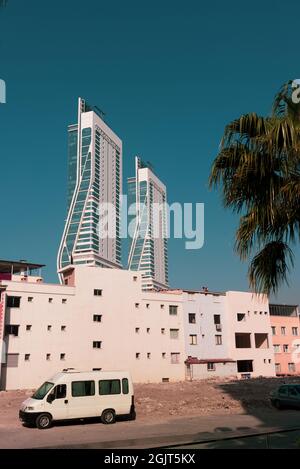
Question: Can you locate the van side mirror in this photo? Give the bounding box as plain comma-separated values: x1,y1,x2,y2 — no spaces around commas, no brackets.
47,393,55,404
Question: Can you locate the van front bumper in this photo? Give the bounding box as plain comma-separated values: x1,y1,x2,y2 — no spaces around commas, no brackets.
19,410,40,425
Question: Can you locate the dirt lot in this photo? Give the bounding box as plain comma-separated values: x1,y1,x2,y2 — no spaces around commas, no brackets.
1,375,300,425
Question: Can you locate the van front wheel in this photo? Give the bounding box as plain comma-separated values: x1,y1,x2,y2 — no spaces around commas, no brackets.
101,409,116,424
36,413,52,429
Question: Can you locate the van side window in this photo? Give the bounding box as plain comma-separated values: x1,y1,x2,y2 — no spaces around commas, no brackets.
99,380,121,395
122,378,129,394
72,381,95,397
54,384,67,399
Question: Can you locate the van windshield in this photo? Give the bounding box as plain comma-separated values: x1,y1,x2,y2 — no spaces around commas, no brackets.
32,381,54,400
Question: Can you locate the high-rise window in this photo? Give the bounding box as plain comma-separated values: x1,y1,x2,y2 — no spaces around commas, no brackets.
189,334,197,345
188,313,196,324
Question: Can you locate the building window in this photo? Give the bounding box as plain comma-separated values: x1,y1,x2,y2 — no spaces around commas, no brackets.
49,298,53,303
254,333,269,349
207,362,215,371
47,325,52,331
189,334,197,345
161,328,165,334
274,344,281,353
281,327,286,335
271,326,276,335
60,353,66,360
215,335,222,345
147,328,150,334
169,305,178,316
237,313,246,322
268,359,271,363
133,276,137,282
135,303,139,308
292,327,298,336
136,353,140,359
62,299,67,304
6,296,21,308
160,305,164,309
94,289,102,296
5,325,19,336
6,353,19,367
46,354,51,361
24,354,30,361
235,333,251,348
146,304,150,309
28,297,33,303
61,325,66,332
171,353,180,364
283,344,289,353
170,329,179,339
162,352,166,359
275,363,281,373
288,363,296,372
237,360,253,372
214,314,221,324
188,313,196,324
93,314,102,322
93,341,102,349
147,353,151,359
26,325,32,331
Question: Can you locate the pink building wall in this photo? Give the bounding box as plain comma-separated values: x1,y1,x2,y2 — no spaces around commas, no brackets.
270,315,300,375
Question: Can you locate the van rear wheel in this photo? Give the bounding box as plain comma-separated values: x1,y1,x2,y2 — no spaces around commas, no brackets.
36,413,52,429
101,409,116,424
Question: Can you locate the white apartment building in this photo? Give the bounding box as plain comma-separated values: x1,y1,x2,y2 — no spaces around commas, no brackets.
0,261,275,391
57,97,122,278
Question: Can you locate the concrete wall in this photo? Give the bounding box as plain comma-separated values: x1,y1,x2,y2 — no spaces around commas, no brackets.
226,292,275,378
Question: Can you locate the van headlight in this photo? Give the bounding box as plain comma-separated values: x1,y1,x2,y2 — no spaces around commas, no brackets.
24,406,34,411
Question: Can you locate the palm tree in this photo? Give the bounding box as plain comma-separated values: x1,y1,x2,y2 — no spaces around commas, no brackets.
209,81,300,294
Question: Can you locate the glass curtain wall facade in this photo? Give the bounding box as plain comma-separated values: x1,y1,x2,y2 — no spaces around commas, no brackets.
128,157,168,291
57,98,122,280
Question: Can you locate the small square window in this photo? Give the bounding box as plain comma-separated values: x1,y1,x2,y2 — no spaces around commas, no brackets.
161,328,165,334
47,325,52,331
62,299,67,304
133,276,137,282
207,362,215,371
61,325,66,332
60,353,66,360
135,327,140,333
147,353,151,359
189,313,196,324
169,305,178,316
146,304,150,309
93,314,102,322
147,328,150,334
135,303,139,308
162,352,166,359
28,297,33,303
46,353,51,361
26,325,32,331
160,305,164,309
94,289,102,296
48,298,53,303
136,353,140,359
25,354,30,361
93,341,102,349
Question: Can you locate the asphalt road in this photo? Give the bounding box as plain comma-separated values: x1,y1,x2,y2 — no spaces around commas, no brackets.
1,409,300,449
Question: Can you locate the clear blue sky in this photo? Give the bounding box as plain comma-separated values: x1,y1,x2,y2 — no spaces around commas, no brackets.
0,0,299,304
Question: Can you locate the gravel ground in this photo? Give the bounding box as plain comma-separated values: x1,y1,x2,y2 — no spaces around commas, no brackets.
1,376,300,425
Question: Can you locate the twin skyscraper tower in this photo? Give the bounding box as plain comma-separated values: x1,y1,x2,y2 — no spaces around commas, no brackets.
57,98,168,291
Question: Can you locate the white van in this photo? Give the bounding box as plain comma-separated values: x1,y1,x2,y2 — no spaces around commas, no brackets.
19,369,135,429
